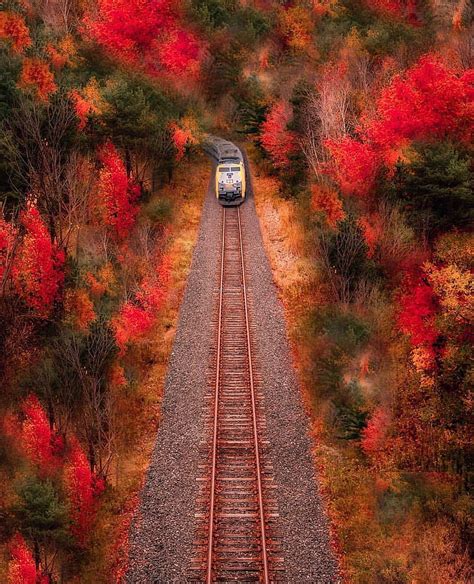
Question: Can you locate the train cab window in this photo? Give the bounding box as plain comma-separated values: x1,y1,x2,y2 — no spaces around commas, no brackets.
220,167,230,172
231,167,240,172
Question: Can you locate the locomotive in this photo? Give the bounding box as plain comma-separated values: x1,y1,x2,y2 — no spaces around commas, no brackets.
205,137,247,206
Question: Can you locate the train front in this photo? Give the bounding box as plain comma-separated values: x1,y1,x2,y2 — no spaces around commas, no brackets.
216,159,246,206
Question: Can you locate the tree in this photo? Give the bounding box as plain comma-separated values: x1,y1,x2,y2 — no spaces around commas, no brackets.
367,56,474,150
12,206,65,317
300,69,352,181
18,59,57,102
0,12,32,53
17,394,63,474
393,141,473,237
7,533,49,584
64,288,96,332
260,101,296,169
325,136,379,197
57,319,117,477
13,477,70,574
83,0,204,78
99,75,177,187
324,55,474,197
278,5,317,57
311,184,346,228
64,438,104,547
317,216,369,303
361,407,390,464
0,214,18,294
96,142,140,240
397,274,438,347
1,94,86,249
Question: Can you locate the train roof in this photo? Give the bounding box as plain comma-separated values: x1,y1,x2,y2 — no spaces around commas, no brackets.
205,136,244,163
218,157,242,164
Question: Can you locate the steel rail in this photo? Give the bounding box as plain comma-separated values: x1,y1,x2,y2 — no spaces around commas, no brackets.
206,207,226,583
237,206,270,583
204,206,270,583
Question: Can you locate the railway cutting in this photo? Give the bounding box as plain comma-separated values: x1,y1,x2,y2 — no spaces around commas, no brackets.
126,138,339,584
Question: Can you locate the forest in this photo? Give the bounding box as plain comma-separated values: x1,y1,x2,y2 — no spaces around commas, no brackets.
0,0,472,582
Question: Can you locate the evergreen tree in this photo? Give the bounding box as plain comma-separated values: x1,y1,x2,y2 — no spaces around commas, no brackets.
394,141,473,237
13,477,71,567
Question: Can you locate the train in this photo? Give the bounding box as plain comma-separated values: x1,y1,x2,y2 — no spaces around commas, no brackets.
205,137,247,206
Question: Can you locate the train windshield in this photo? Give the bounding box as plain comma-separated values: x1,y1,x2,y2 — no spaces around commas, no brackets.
218,165,242,183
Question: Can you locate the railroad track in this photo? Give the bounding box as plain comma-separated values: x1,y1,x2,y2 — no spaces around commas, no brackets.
191,206,283,582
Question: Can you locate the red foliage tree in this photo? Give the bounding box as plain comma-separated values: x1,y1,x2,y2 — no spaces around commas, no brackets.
326,55,474,196
113,255,170,351
12,206,65,317
325,136,379,197
108,361,127,388
18,58,57,102
260,101,297,169
83,0,204,78
113,303,154,352
367,55,474,151
137,255,171,311
18,394,62,474
364,0,419,23
157,28,201,77
0,11,32,53
64,438,104,547
96,143,140,240
398,275,439,347
7,533,49,584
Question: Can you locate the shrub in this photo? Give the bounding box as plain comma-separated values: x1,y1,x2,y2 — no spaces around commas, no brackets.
317,216,370,303
145,198,173,226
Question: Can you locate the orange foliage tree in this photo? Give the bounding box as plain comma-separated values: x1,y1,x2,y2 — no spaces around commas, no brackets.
170,116,199,161
69,79,103,130
45,36,76,70
18,58,57,102
278,5,317,56
64,288,96,332
311,184,345,228
0,11,32,53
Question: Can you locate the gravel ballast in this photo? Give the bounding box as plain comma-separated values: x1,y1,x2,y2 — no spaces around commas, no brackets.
126,157,339,583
